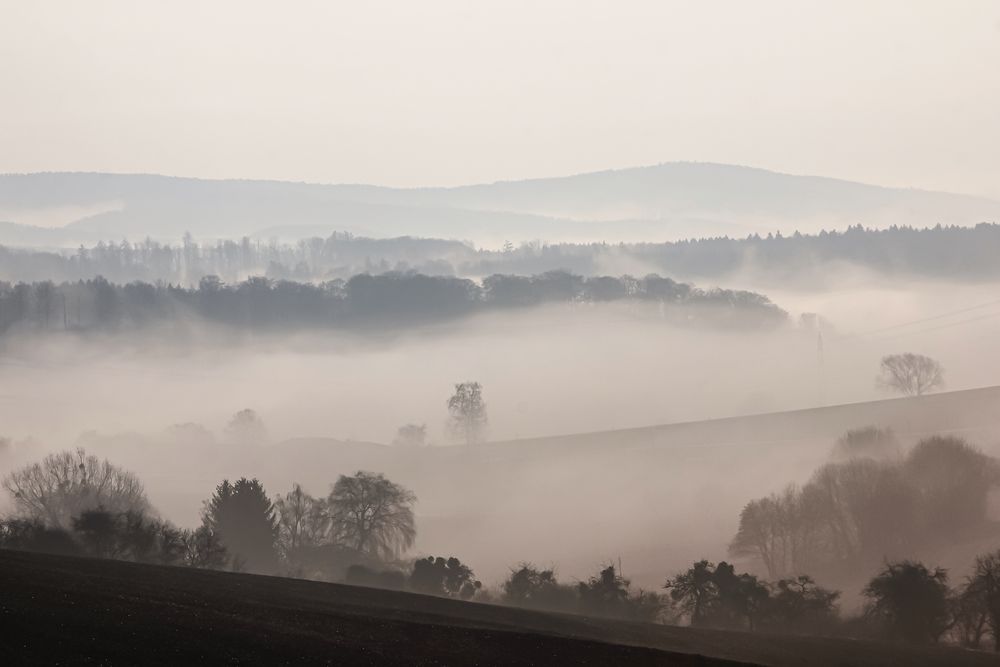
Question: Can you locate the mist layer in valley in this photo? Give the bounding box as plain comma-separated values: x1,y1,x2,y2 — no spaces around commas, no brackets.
3,275,1000,599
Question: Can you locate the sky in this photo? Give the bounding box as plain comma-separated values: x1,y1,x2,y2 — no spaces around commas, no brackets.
1,1,999,197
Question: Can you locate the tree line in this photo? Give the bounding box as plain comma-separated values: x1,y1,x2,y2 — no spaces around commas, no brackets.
4,441,1000,650
730,433,998,584
4,223,1000,286
0,271,786,335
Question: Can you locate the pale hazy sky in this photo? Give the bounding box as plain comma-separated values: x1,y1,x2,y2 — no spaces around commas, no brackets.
2,1,999,196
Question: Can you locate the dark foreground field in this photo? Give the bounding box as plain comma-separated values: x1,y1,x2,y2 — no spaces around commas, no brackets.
1,551,997,666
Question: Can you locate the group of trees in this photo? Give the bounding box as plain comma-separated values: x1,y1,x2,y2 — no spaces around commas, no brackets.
730,434,998,582
463,224,1000,282
0,450,230,568
0,270,787,336
202,472,417,579
665,561,839,633
660,552,1000,650
6,440,1000,650
859,556,1000,650
0,234,468,285
6,223,1000,287
0,449,419,580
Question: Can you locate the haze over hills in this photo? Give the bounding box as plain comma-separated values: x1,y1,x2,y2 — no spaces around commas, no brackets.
72,386,1000,592
1,163,998,248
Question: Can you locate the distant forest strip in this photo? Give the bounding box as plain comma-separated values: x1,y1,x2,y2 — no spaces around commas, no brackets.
0,271,787,334
2,223,999,285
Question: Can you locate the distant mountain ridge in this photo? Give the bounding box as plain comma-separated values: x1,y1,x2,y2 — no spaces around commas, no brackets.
1,163,997,247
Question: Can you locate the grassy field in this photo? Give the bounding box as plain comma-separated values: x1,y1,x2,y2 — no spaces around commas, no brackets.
1,549,996,666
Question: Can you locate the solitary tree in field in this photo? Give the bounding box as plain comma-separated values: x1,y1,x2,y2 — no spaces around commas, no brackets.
877,353,944,396
447,382,487,445
327,471,416,561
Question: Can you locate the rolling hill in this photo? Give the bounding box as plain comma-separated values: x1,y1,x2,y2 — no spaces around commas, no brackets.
1,549,995,666
83,386,1000,591
1,164,998,247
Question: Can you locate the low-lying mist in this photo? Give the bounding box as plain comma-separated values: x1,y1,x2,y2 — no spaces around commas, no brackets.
3,281,1000,596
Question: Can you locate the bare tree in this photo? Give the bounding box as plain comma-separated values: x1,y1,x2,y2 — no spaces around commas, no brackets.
327,471,416,561
966,550,1000,651
183,525,229,570
877,353,944,396
447,381,487,445
2,448,150,529
729,485,825,580
274,483,328,554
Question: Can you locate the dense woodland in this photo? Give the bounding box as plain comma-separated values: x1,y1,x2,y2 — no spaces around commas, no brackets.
2,223,999,285
0,271,786,335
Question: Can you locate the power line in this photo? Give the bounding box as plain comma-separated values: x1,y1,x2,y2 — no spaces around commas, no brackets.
845,297,1000,338
869,309,1000,341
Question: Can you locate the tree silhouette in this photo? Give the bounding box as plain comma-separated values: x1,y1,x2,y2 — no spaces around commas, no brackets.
863,560,950,643
327,471,416,561
904,436,998,539
274,483,328,556
832,426,900,461
665,560,717,626
183,525,229,569
766,576,840,633
392,423,427,447
877,353,944,396
410,556,481,599
502,564,576,611
72,509,121,559
578,564,632,618
965,550,1000,651
202,478,279,573
0,518,81,556
225,409,267,444
666,560,771,630
0,270,787,335
2,448,150,529
448,382,487,445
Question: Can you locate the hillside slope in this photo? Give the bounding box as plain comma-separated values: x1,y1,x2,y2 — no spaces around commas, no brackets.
1,549,995,666
87,386,1000,588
